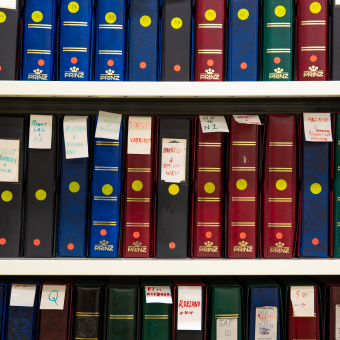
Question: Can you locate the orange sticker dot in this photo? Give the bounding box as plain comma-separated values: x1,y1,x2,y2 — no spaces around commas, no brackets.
312,238,319,245
240,232,246,239
207,59,214,66
169,242,176,249
34,239,40,246
276,232,283,239
107,59,114,67
133,231,140,238
206,232,212,238
100,229,107,236
71,57,78,64
140,62,147,69
38,59,45,66
274,57,281,64
240,62,247,69
174,64,181,72
0,66,2,71
67,243,74,250
0,238,6,245
310,55,317,62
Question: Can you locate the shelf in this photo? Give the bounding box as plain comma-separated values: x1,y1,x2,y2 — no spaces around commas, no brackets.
0,259,339,275
1,81,340,99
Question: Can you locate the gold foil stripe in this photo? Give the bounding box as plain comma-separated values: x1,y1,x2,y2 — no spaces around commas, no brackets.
232,198,255,201
199,142,221,145
127,199,150,202
94,197,117,201
268,198,292,202
110,317,134,319
27,52,51,54
267,48,290,51
99,53,122,55
198,199,221,202
63,24,87,26
269,142,293,146
76,312,100,314
128,168,151,171
198,49,222,52
99,24,123,27
231,222,255,226
267,51,291,53
75,338,98,340
198,52,222,54
268,224,291,227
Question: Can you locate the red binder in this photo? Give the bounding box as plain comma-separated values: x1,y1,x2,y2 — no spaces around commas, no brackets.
228,118,259,258
193,117,224,257
194,0,225,81
262,115,297,258
296,0,328,80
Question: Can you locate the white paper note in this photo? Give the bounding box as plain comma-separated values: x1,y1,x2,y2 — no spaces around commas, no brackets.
216,318,238,340
336,0,340,5
10,284,36,307
40,285,66,310
161,139,186,183
177,286,202,331
0,139,19,182
0,0,17,9
29,115,53,149
145,286,172,304
255,306,278,340
127,117,152,155
199,116,229,133
290,286,315,317
63,116,88,159
336,304,340,339
303,112,332,142
95,111,122,140
233,115,262,125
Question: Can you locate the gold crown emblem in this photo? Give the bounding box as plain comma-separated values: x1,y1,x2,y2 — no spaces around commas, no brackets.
239,241,248,247
204,241,214,247
275,242,285,248
309,65,318,71
33,69,43,74
105,69,115,75
100,240,109,246
70,66,79,72
274,67,284,74
133,241,142,247
205,68,215,75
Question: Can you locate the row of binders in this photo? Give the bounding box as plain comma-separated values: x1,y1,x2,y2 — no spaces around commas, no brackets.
0,275,338,340
0,112,338,259
1,0,340,81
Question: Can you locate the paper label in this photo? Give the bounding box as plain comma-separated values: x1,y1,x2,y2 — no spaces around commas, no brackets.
255,306,277,340
63,116,88,159
40,285,66,310
216,318,237,340
10,284,36,307
177,286,202,331
336,304,340,339
199,116,229,133
233,115,262,125
161,139,186,183
290,286,315,317
95,111,122,140
29,115,53,149
127,117,152,155
303,112,332,142
0,139,19,182
336,0,340,5
0,0,17,10
145,286,172,304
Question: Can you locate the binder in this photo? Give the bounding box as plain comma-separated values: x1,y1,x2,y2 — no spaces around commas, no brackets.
334,113,340,257
330,0,340,79
0,277,12,340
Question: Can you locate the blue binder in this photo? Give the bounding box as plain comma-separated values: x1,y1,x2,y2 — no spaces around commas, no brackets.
57,116,91,257
128,0,159,81
89,116,123,258
59,0,93,81
0,277,12,340
22,0,57,80
228,0,259,81
300,121,330,258
95,0,127,81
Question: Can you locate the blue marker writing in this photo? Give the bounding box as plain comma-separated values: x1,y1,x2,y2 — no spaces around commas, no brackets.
48,290,58,305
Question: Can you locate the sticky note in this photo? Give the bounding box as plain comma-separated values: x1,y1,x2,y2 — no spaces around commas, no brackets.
255,306,277,340
127,116,152,155
200,116,229,133
0,139,20,182
233,115,262,125
29,115,53,149
10,284,36,307
216,318,237,340
40,285,66,310
145,286,172,304
95,111,122,140
290,286,315,317
0,0,17,9
303,112,332,142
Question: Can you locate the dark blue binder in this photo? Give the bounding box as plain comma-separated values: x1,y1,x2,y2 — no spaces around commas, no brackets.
0,277,12,340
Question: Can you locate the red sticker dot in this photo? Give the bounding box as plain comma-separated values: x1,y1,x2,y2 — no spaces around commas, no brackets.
207,59,214,67
100,229,107,236
274,57,281,64
174,64,181,72
206,232,212,238
240,62,247,69
34,239,40,246
276,232,283,240
310,55,317,62
312,238,319,245
107,59,114,67
140,62,147,69
133,231,140,238
0,66,2,71
71,57,78,64
67,243,74,250
0,238,6,245
38,59,45,66
169,242,176,249
240,232,246,239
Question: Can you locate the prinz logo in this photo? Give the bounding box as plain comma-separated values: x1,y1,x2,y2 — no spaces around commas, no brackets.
94,240,114,251
200,68,219,80
269,67,289,80
28,68,48,80
303,65,323,78
100,69,120,81
65,66,84,79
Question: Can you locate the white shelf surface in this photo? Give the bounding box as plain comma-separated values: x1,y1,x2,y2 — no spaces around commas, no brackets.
0,81,340,98
0,259,339,275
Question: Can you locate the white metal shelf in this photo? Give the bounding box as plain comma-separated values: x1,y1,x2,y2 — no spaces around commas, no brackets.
0,81,340,98
0,259,339,275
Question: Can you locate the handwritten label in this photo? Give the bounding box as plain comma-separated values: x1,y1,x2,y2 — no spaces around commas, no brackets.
216,318,237,340
10,284,36,307
95,111,122,140
64,116,88,159
0,139,19,182
290,286,314,317
29,115,53,149
336,304,340,339
0,0,17,9
127,116,152,155
255,306,277,340
177,286,202,331
40,285,66,310
233,115,262,125
161,139,186,183
145,286,172,304
303,112,332,142
200,116,229,133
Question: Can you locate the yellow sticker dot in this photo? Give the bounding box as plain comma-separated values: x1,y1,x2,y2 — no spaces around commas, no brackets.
310,183,322,194
32,11,43,22
275,5,286,17
168,184,179,195
105,12,116,24
69,182,80,193
310,2,321,13
1,191,12,202
35,189,47,201
68,1,79,13
204,182,215,194
238,9,249,20
132,180,143,192
205,9,216,21
236,179,247,190
276,179,287,191
140,15,151,27
102,184,113,196
0,11,6,23
171,17,182,29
